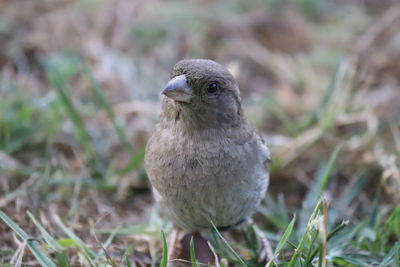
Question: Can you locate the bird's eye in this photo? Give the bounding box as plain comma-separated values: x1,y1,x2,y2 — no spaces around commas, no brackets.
206,82,219,95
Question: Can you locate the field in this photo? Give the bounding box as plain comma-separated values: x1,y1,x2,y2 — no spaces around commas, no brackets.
1,0,400,266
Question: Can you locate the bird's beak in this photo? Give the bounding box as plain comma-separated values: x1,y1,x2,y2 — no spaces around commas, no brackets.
162,75,193,103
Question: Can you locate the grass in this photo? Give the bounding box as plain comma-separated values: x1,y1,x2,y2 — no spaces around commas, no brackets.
0,64,397,265
0,120,399,267
0,59,398,266
1,180,399,266
1,0,400,266
0,210,57,267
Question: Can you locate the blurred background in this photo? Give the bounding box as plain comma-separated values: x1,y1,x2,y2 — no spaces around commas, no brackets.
1,0,400,266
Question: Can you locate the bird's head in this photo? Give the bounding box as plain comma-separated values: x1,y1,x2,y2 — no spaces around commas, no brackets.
161,59,244,129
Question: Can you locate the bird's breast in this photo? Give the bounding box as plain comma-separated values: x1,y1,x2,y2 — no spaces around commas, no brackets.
144,125,269,231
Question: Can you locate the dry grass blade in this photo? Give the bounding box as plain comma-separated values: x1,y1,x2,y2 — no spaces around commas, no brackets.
355,5,400,54
207,241,220,267
0,175,37,207
10,237,27,267
317,199,329,267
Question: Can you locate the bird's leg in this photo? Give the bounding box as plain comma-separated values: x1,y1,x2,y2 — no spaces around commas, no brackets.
175,232,216,266
247,219,274,263
254,225,273,263
167,228,182,266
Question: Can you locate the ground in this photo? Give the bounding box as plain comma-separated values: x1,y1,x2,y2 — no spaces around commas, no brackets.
0,0,399,266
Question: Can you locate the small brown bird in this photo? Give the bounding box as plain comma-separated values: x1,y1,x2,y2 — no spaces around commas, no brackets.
144,59,271,258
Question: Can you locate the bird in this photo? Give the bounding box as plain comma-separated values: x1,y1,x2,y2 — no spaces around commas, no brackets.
144,59,271,262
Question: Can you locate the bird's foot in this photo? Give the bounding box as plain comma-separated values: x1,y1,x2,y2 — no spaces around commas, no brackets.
167,229,183,267
167,230,216,267
251,223,274,264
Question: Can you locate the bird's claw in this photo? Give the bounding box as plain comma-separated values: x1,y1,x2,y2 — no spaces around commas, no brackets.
253,224,274,263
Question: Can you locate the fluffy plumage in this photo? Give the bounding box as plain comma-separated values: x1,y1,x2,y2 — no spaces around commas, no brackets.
144,59,270,231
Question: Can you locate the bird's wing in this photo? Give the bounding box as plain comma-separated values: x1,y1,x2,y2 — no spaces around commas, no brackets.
255,130,272,164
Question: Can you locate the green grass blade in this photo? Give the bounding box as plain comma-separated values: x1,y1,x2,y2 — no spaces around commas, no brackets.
332,255,372,266
190,236,199,267
160,231,168,267
385,206,400,239
210,221,248,267
55,252,71,267
301,58,349,130
264,96,299,136
27,211,64,252
118,147,145,175
330,173,370,224
258,195,292,231
43,60,95,161
52,214,96,266
380,241,400,267
299,146,341,231
368,183,382,228
0,210,57,267
288,200,323,267
307,219,349,265
274,214,296,255
85,66,134,155
126,255,133,267
319,145,341,193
